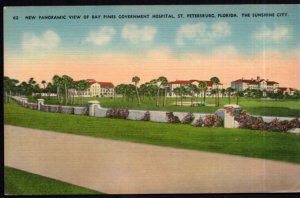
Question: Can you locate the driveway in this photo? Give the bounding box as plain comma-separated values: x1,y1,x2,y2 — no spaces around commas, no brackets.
4,125,300,194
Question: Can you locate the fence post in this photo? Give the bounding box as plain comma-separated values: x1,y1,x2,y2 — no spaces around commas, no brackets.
22,98,28,106
37,99,45,110
224,104,240,128
88,100,100,116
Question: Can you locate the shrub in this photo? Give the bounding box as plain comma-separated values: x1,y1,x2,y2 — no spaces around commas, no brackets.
192,115,223,127
106,108,129,119
203,115,223,127
83,108,89,115
141,111,150,121
181,112,195,124
166,112,180,123
234,110,300,132
192,118,204,127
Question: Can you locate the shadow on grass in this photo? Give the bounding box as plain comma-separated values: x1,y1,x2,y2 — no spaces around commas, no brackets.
246,107,300,117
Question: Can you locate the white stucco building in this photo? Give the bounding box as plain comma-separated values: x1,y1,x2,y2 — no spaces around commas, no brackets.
231,76,279,93
85,79,115,97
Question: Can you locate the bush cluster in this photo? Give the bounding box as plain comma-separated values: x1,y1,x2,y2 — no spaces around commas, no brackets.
193,115,223,128
234,110,300,132
106,108,129,119
141,111,150,121
166,112,180,123
181,112,195,124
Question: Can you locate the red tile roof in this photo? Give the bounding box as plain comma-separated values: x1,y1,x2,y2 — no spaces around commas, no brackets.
279,87,297,91
169,80,222,86
169,80,191,85
98,82,114,87
266,81,279,85
233,78,278,85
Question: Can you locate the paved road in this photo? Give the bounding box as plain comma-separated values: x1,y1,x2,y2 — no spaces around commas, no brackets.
4,125,300,194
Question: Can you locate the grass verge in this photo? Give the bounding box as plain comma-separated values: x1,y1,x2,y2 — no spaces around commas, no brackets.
4,101,300,164
4,166,102,195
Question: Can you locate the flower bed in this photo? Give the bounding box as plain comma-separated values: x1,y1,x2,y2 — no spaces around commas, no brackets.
166,112,180,123
181,112,195,124
193,115,223,128
234,110,300,132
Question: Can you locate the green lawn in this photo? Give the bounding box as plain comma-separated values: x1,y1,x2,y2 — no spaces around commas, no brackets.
4,166,101,195
32,96,300,117
4,101,300,164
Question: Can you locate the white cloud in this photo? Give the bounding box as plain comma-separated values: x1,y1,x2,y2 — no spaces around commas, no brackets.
176,22,231,45
254,25,291,41
86,26,116,45
122,24,157,44
22,30,60,50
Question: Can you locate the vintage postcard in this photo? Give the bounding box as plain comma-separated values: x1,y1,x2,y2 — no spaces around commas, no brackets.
3,4,300,195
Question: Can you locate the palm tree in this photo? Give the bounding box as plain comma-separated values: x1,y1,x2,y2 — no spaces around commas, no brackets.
210,77,220,107
132,76,141,105
173,87,180,106
41,80,46,89
27,77,37,96
179,86,187,106
198,81,207,105
158,77,169,107
61,75,73,105
76,80,89,105
188,84,198,107
226,87,234,104
52,75,63,104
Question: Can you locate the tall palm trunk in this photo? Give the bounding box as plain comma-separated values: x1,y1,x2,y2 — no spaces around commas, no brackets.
64,83,68,105
135,86,141,105
181,95,183,106
203,90,206,105
163,88,167,107
156,88,160,106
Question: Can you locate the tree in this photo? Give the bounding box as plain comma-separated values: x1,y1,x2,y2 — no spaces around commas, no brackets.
45,82,55,100
76,80,89,105
179,86,187,106
210,77,220,107
198,81,207,105
221,88,226,98
173,87,180,106
132,76,141,105
156,76,168,107
41,80,46,89
61,75,73,105
52,75,63,104
4,76,19,103
188,84,198,107
226,87,234,104
28,77,38,96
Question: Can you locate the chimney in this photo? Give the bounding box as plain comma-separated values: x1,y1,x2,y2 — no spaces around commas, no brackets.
257,76,260,81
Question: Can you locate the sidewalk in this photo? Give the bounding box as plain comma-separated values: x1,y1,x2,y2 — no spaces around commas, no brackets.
4,125,300,194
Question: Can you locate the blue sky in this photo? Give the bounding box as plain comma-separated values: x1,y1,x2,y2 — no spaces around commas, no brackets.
3,5,300,88
4,5,300,55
